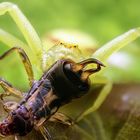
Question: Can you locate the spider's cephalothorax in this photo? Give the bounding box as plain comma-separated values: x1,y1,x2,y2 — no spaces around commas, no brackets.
0,58,104,138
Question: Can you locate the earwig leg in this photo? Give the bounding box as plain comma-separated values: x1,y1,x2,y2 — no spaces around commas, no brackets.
2,101,19,112
15,136,18,140
0,78,23,99
39,126,52,140
49,112,73,126
0,47,34,86
15,135,20,140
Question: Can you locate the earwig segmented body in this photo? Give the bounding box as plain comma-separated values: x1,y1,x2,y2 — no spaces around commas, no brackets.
0,58,104,139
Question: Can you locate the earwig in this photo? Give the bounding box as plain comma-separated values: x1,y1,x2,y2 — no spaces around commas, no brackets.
0,57,104,139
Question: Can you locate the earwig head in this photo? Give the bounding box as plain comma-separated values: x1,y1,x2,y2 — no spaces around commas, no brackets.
47,58,105,103
0,105,33,136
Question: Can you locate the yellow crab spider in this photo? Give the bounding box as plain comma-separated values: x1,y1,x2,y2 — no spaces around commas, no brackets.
0,2,140,140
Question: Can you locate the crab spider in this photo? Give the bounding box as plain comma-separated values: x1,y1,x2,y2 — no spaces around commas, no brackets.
0,1,140,140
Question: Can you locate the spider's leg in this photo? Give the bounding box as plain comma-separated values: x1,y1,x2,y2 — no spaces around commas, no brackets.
0,2,43,65
93,28,140,62
0,47,34,86
0,78,22,99
39,126,52,140
49,112,73,126
0,28,30,55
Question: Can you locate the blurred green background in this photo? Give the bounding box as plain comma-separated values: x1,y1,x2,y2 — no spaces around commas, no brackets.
0,0,140,43
0,0,140,90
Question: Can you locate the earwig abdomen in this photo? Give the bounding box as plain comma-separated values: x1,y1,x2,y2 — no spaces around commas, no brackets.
0,105,33,136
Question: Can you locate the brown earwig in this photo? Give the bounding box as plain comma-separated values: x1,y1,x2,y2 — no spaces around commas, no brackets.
0,48,104,139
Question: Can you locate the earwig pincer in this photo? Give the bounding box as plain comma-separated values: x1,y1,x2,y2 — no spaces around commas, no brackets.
0,57,104,139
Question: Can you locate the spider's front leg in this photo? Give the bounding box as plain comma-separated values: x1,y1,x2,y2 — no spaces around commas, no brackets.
0,2,43,66
93,28,140,62
0,29,28,53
